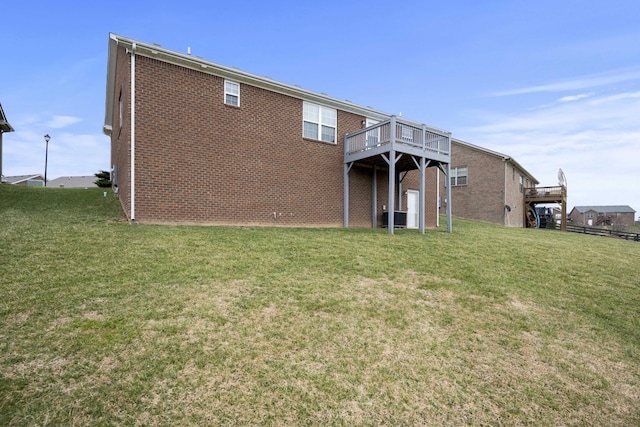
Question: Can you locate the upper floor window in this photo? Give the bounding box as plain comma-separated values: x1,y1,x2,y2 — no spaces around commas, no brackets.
451,166,468,186
519,175,524,192
303,102,337,143
224,80,240,106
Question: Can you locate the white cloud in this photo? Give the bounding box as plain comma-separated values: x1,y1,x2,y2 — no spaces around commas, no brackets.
558,93,593,102
46,115,82,129
459,90,640,213
491,67,640,96
3,130,109,179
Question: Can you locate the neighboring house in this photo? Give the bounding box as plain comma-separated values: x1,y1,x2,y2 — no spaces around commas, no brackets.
103,34,453,232
569,206,636,227
0,102,15,180
48,176,99,188
438,138,539,227
3,174,45,186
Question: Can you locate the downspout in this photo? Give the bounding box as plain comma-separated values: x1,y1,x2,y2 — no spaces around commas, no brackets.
130,43,136,223
504,161,508,226
446,162,452,233
436,167,440,228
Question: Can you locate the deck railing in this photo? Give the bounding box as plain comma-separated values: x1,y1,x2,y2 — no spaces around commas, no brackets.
345,117,450,157
524,186,566,200
565,224,640,241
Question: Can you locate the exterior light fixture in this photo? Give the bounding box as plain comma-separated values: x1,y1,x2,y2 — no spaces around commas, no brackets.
44,134,51,187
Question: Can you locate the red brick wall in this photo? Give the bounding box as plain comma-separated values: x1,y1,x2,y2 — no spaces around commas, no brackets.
111,45,132,220
111,51,439,228
438,142,507,225
505,163,524,227
125,55,362,226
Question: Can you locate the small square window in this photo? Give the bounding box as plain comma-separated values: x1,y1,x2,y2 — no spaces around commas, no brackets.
224,80,240,106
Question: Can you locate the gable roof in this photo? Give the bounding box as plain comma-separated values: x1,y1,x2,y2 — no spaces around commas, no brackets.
452,138,539,185
104,33,448,137
3,174,44,184
0,102,15,133
572,205,636,214
47,176,98,188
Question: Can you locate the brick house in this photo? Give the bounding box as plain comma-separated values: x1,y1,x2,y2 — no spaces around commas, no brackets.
0,102,15,181
3,174,45,186
568,206,636,227
47,176,98,188
103,34,452,232
439,138,539,227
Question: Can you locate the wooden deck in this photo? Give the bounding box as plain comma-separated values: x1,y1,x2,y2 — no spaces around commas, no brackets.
523,186,567,231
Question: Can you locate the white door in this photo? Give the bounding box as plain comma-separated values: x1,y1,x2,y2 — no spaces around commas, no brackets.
407,190,419,229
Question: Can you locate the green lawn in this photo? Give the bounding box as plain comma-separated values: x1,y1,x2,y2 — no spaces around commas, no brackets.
1,185,639,426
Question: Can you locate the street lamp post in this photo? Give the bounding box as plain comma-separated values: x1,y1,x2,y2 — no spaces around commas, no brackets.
44,134,50,187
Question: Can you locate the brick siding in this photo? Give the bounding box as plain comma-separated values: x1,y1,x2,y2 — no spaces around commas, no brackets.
438,141,530,227
110,51,439,228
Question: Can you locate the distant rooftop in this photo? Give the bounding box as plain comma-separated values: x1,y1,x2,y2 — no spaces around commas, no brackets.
572,205,636,214
47,176,98,188
2,174,44,184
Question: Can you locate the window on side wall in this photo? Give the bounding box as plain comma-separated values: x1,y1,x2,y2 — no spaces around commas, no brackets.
303,101,337,143
224,80,240,106
519,175,524,192
450,166,468,186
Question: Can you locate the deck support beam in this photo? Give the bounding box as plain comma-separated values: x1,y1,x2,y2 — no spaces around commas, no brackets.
387,117,397,234
372,166,377,228
343,161,353,228
446,162,452,233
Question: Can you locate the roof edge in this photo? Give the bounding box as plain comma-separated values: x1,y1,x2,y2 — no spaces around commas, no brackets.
104,33,450,134
0,102,15,133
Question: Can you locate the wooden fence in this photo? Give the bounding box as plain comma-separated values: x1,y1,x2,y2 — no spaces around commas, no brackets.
564,224,640,242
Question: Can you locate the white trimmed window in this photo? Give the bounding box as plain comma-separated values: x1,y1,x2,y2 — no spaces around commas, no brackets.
224,80,240,106
450,167,468,186
519,175,524,192
303,101,337,143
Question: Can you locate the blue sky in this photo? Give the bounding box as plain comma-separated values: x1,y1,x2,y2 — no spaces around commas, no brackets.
2,0,639,218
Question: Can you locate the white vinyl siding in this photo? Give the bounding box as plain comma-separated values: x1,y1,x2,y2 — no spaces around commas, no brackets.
224,80,240,106
303,101,337,143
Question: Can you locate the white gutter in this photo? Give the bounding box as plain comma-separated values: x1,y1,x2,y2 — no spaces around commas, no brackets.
130,42,136,222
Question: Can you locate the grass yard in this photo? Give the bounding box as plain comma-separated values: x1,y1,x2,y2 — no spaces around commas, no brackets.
1,185,639,426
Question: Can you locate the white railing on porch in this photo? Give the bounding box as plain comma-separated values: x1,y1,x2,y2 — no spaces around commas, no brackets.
345,117,450,157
